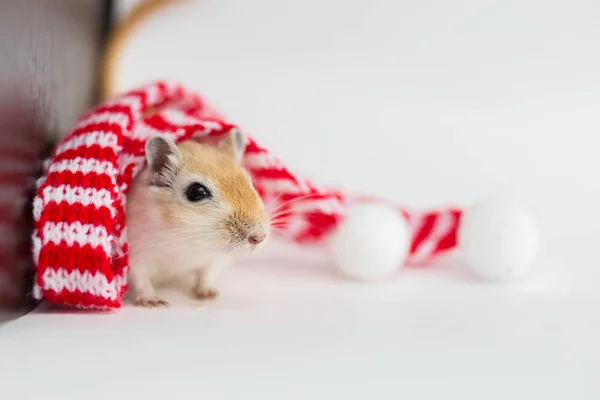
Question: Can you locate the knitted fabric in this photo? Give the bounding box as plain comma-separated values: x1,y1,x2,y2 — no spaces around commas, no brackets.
32,81,462,310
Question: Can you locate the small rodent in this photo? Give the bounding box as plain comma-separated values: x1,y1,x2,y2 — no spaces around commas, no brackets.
126,129,270,307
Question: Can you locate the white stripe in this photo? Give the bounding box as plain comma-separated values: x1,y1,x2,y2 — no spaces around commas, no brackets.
111,226,128,261
408,211,456,264
407,211,427,232
75,111,130,131
132,112,221,141
112,228,129,292
41,159,52,175
244,152,284,170
144,84,162,105
285,216,309,239
100,94,143,111
48,157,118,179
32,282,42,300
200,102,225,120
41,185,116,217
42,221,112,256
161,109,208,127
288,198,345,215
161,110,224,136
32,234,42,264
32,195,44,222
36,267,126,301
259,179,308,195
297,179,313,193
118,155,145,193
131,120,170,140
55,131,120,155
161,81,179,97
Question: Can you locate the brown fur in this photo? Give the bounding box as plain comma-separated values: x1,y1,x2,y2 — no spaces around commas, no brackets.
179,140,264,216
152,138,267,237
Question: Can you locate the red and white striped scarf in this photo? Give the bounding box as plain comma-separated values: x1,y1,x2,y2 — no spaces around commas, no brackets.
31,81,461,310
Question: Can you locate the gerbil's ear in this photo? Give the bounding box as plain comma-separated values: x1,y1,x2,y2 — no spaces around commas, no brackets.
145,135,182,186
218,128,247,163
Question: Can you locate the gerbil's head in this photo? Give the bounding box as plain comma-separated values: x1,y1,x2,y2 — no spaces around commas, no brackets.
144,130,269,254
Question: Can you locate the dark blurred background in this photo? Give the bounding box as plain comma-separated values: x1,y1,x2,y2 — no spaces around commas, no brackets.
0,0,114,323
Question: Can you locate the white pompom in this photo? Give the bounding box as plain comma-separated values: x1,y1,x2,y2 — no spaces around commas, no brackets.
329,203,410,280
458,199,540,282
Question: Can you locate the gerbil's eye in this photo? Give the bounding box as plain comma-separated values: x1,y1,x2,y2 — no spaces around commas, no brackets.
185,182,211,202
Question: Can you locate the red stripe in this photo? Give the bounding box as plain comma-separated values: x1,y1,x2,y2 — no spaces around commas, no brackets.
121,89,148,111
119,165,136,195
295,211,339,242
269,192,341,206
111,202,126,237
88,104,136,131
112,253,129,278
39,287,122,310
64,122,123,144
432,209,461,254
409,213,437,254
37,202,115,227
37,243,112,276
251,167,301,181
181,103,210,117
245,139,267,153
244,142,265,154
143,113,178,132
166,85,185,105
399,209,410,220
42,170,117,191
142,82,170,110
38,209,114,231
52,144,118,164
155,82,170,102
121,137,146,156
144,113,234,137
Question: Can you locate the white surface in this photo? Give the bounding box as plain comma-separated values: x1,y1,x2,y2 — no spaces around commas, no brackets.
1,236,599,399
3,1,598,398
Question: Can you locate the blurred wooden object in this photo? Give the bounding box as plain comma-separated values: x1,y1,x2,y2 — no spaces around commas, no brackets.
0,0,110,321
101,0,180,100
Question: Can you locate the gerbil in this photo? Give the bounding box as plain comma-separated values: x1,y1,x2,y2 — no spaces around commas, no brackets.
125,130,270,307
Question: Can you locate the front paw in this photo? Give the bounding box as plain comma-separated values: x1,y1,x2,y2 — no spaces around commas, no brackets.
195,286,218,300
135,296,170,308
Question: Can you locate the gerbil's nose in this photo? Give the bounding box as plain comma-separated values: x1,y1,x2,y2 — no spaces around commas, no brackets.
248,233,266,245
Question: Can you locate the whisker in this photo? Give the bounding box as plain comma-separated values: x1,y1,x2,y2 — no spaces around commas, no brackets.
269,213,339,227
263,190,287,210
269,211,295,221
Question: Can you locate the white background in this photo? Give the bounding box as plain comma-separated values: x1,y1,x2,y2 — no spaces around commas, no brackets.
116,0,600,242
1,1,599,399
